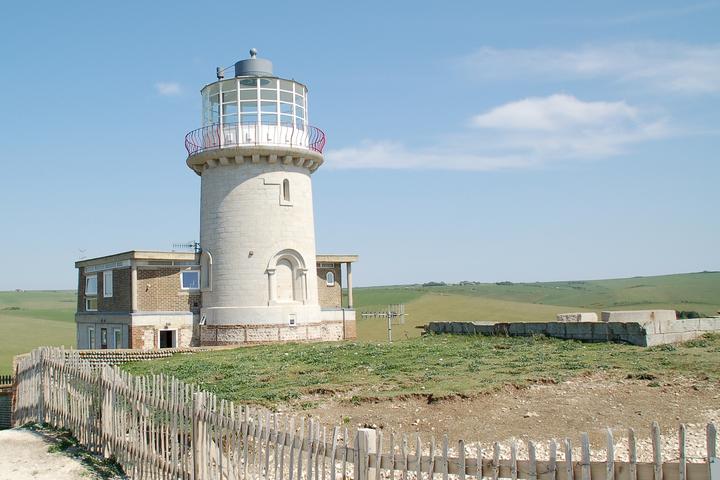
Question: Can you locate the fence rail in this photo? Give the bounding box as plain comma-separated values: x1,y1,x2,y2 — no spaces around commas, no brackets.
13,347,719,480
184,123,326,156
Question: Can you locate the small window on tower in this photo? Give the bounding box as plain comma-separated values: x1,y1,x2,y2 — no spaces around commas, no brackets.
283,179,290,202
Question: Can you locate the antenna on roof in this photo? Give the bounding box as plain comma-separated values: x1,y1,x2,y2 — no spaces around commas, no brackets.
172,241,200,253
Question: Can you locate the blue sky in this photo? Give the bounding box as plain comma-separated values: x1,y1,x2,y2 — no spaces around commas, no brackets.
1,1,719,290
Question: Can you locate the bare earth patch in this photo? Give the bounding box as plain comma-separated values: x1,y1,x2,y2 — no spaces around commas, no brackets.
0,429,90,480
305,373,720,462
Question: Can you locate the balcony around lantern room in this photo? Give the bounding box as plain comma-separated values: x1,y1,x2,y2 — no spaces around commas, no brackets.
184,76,326,170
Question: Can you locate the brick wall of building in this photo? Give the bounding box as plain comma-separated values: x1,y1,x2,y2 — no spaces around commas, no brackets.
97,268,131,312
137,267,201,313
316,264,342,309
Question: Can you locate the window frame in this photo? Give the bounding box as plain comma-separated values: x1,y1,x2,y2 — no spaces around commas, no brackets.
88,326,95,349
326,271,335,287
180,270,201,290
85,297,97,312
85,274,97,296
103,270,113,298
113,328,122,349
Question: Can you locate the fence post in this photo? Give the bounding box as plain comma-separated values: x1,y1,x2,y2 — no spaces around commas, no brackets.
192,392,205,480
36,350,45,425
358,428,377,480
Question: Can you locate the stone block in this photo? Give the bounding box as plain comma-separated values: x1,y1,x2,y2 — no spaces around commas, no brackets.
556,312,598,322
699,318,720,331
545,322,567,338
601,310,676,323
525,323,549,335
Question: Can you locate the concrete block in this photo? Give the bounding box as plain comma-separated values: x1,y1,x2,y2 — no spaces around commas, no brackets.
591,322,610,338
556,312,598,322
699,318,720,331
601,310,676,323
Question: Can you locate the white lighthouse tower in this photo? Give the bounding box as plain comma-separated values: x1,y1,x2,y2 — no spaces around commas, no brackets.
185,49,332,344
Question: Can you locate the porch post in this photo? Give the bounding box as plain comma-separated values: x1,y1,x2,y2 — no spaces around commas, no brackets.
347,262,353,309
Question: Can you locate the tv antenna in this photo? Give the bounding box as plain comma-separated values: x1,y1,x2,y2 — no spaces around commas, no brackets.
172,241,200,253
361,304,407,342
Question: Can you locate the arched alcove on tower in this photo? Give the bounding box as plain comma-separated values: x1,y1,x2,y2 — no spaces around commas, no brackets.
266,249,307,305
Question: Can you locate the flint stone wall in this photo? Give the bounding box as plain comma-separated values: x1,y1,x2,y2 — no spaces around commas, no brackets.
425,316,720,347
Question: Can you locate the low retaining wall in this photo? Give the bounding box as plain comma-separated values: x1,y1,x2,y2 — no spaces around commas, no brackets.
425,317,720,347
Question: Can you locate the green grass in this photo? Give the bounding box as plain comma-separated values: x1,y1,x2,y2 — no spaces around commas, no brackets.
0,290,76,373
353,271,720,340
122,333,720,408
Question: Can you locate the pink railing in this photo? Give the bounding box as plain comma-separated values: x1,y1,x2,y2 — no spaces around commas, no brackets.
184,123,326,155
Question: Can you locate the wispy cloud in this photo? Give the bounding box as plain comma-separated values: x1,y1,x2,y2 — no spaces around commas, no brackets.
326,95,670,171
154,82,182,96
460,42,720,94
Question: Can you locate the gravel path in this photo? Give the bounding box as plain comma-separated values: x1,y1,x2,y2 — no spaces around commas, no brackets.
0,429,92,480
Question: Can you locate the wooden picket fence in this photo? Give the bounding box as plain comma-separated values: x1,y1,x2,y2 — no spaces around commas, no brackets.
12,347,720,480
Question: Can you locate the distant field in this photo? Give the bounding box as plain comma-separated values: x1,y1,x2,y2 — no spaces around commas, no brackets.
352,271,720,341
0,271,718,371
0,290,76,373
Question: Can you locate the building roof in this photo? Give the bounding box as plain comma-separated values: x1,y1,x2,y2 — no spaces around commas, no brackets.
316,254,359,263
75,251,357,268
75,250,198,268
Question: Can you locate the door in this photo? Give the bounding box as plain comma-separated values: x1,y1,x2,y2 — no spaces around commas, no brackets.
100,328,108,349
159,330,175,349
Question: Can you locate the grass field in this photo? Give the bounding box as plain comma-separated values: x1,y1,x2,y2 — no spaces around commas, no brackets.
0,291,76,373
1,271,718,372
123,333,720,407
354,271,720,341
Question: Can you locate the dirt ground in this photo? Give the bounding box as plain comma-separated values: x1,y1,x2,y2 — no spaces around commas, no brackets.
306,372,720,462
0,429,90,480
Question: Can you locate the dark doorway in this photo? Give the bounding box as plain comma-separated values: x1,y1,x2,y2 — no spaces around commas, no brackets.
159,330,175,349
100,328,108,349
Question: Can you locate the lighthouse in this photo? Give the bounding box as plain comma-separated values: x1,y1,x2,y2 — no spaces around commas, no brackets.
184,49,337,344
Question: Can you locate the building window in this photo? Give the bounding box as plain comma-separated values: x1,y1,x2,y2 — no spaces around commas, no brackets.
113,328,122,349
326,271,335,287
103,270,113,298
181,270,200,290
86,297,97,311
282,179,290,202
88,326,95,349
100,327,108,349
85,274,97,295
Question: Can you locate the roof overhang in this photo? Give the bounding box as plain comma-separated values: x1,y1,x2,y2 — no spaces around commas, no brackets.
75,250,199,268
316,254,359,264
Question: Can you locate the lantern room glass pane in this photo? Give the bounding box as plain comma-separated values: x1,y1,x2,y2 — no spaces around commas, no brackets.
222,91,237,103
280,91,293,102
295,94,303,105
261,114,277,125
280,115,293,126
260,101,277,113
259,78,277,88
260,89,277,100
279,80,293,91
296,107,305,118
279,103,293,114
240,101,257,113
239,90,257,100
239,78,257,88
241,114,257,124
222,103,238,115
222,114,238,124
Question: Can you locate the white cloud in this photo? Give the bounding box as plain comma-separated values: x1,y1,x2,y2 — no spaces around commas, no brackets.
471,94,638,131
326,95,670,171
155,82,182,96
460,42,720,94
